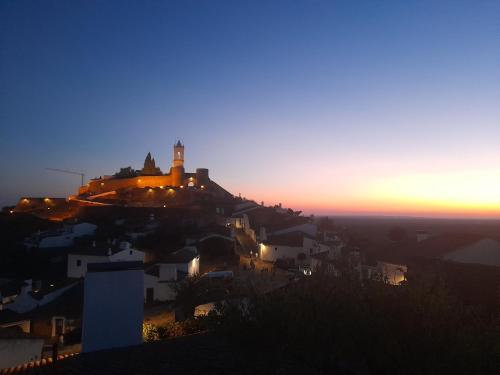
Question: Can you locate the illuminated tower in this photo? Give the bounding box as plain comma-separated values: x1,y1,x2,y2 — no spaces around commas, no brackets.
171,140,185,187
173,140,184,167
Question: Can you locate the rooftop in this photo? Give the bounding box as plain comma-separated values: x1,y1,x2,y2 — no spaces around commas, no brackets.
264,231,315,247
8,332,321,375
158,247,198,264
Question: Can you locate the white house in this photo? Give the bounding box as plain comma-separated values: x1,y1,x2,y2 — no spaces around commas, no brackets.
67,241,145,278
143,247,199,303
82,261,144,353
259,232,329,264
0,331,44,371
271,223,317,238
36,222,97,248
4,280,78,314
230,213,257,241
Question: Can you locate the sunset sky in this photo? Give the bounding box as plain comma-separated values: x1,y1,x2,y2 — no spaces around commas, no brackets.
1,1,499,217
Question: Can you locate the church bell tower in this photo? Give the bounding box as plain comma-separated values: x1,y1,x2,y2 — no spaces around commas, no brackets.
173,140,184,167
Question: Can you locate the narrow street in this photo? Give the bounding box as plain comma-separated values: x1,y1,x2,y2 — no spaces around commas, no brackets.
233,230,290,294
234,230,259,256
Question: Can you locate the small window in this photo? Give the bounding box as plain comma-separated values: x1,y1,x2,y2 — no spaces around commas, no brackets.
275,247,278,251
129,250,132,255
76,259,82,267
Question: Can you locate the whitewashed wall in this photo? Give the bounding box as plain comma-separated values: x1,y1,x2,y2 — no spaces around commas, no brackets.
0,338,44,370
82,266,144,353
67,254,108,278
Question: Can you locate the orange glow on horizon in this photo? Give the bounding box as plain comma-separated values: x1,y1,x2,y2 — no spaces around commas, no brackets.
235,169,500,218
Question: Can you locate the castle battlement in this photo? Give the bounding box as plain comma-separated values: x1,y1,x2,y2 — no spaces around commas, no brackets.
78,142,219,199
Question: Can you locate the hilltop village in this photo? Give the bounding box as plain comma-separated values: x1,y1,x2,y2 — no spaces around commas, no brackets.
1,143,499,373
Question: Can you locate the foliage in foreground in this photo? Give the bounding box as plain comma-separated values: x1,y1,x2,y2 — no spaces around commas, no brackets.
142,319,204,343
216,270,500,375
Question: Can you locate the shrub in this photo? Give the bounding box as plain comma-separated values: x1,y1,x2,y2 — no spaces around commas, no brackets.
215,270,500,374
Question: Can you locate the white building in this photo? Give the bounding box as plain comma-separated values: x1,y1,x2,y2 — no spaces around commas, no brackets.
67,241,145,278
144,247,199,303
32,222,98,249
4,280,78,314
259,232,329,264
82,261,144,353
0,331,44,371
271,223,317,238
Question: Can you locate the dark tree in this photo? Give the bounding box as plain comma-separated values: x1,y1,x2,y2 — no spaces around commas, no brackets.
114,166,138,178
388,226,408,243
318,216,335,231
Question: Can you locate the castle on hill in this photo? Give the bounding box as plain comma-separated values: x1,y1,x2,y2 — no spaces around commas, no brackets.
78,141,231,200
13,141,232,215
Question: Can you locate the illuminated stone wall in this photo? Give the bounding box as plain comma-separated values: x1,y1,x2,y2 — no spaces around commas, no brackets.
84,171,207,196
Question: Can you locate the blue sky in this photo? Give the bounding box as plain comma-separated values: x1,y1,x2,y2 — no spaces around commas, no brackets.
1,1,499,216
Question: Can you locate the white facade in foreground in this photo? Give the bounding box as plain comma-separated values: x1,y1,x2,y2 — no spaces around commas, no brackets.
82,262,144,353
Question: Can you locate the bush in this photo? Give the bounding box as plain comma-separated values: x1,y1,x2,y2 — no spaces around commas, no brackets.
142,322,160,342
215,270,500,374
142,319,206,342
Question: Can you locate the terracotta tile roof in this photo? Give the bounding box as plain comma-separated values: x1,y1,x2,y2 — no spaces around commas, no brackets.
264,231,315,247
158,248,198,264
7,332,323,374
